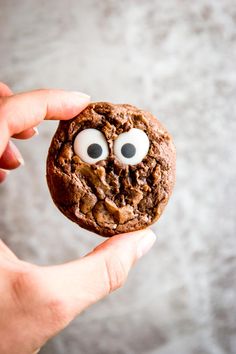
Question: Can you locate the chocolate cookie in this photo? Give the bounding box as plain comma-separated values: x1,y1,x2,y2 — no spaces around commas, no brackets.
46,102,176,237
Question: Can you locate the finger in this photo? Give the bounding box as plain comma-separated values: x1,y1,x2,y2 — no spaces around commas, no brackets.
0,82,13,96
43,229,156,317
0,89,90,156
0,84,39,140
0,169,10,183
0,140,24,169
13,127,39,140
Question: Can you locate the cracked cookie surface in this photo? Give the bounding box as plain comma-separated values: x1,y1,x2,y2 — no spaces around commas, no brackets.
46,102,176,237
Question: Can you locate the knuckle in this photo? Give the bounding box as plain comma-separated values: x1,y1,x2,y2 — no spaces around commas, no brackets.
10,266,70,330
0,96,6,105
104,252,128,293
10,267,42,305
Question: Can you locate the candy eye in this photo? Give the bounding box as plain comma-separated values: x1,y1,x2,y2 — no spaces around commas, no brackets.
73,128,109,164
114,128,150,165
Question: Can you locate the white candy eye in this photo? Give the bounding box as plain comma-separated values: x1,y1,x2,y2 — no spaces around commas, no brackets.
114,128,150,165
73,128,109,164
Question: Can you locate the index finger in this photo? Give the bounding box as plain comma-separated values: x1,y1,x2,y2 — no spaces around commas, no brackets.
0,89,90,156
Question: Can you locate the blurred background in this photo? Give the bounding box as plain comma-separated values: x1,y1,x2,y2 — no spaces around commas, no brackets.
0,0,236,353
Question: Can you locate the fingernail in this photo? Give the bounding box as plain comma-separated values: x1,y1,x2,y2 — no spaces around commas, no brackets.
9,140,25,166
70,91,91,104
33,127,39,136
0,169,10,175
0,169,10,183
137,230,156,259
32,348,41,354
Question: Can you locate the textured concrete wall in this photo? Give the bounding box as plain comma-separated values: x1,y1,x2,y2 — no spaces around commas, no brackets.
0,1,236,353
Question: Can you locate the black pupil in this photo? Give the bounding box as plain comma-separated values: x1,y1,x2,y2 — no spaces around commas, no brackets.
121,143,136,158
87,143,103,159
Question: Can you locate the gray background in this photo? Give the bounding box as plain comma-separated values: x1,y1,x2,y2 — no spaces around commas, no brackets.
0,0,236,353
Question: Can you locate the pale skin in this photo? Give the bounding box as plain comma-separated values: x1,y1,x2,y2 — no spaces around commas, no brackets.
0,83,156,354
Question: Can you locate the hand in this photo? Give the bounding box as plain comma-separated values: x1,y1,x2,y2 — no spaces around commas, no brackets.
0,82,90,182
0,230,156,354
0,83,157,353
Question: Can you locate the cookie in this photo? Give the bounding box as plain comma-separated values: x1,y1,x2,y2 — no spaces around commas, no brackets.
46,102,176,237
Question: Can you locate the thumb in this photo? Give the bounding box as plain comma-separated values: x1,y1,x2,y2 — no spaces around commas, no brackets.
43,229,156,317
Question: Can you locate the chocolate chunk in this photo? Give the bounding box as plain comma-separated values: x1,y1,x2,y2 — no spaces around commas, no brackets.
93,201,117,229
80,193,97,214
128,188,143,206
105,198,118,214
116,205,135,224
